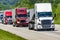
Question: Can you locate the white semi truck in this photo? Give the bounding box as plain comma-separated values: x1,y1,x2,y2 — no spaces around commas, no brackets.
28,3,55,31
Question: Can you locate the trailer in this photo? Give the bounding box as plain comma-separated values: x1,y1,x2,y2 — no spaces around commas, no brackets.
28,3,55,31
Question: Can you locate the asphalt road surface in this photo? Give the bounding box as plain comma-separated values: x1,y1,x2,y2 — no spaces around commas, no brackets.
0,24,60,40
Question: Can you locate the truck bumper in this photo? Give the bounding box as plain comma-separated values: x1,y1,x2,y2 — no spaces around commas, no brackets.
37,24,55,29
8,21,13,24
4,22,13,24
17,23,28,27
22,23,28,26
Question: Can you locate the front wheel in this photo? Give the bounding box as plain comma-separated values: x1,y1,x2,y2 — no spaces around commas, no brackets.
28,23,34,30
13,25,15,27
13,23,16,27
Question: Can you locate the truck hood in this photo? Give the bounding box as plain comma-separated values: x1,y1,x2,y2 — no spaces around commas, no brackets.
39,17,53,20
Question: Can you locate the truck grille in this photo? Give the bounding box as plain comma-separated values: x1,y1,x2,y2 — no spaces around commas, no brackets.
8,20,12,23
20,20,26,23
41,20,51,28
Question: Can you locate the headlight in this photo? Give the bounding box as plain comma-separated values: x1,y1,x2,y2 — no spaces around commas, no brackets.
17,21,20,23
37,19,41,23
37,19,41,25
39,20,41,23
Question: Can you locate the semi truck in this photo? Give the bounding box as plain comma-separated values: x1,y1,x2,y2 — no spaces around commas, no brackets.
0,11,4,23
4,10,13,24
28,3,55,31
13,8,28,27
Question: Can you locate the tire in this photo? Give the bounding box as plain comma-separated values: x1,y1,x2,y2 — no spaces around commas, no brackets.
28,23,34,30
13,24,16,27
13,23,16,27
13,25,15,27
16,24,19,27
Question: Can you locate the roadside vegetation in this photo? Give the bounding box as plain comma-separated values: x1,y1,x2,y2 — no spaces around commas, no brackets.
54,3,60,24
0,29,26,40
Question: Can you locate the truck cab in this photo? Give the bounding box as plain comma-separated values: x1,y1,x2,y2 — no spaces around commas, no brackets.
29,3,55,31
4,10,12,24
14,8,28,27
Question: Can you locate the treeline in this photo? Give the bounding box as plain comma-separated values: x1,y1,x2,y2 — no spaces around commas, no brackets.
0,0,60,10
0,0,60,13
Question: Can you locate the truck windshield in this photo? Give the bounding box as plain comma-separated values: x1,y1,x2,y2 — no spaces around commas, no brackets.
6,16,12,18
38,12,52,17
17,14,27,17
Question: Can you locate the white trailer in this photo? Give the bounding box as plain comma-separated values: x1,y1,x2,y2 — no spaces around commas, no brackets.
28,3,55,31
11,9,16,22
27,9,35,22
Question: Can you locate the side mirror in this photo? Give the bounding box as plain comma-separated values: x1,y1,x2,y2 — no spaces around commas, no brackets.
53,13,56,19
54,13,56,17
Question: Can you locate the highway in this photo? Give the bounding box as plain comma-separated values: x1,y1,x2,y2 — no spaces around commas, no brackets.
0,24,60,40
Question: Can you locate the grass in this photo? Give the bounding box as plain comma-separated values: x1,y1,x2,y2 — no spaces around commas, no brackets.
54,3,60,24
0,29,26,40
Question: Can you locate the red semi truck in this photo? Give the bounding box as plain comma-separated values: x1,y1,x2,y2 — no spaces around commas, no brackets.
13,8,28,27
4,10,13,24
